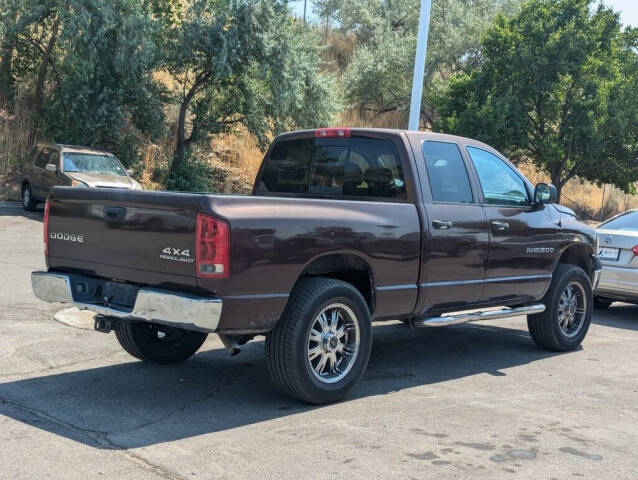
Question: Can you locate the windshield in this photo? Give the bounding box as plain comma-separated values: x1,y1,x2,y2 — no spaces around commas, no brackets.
63,153,126,176
599,211,638,232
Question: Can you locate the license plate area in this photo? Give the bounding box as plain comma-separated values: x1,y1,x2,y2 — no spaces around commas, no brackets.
102,281,139,310
598,247,620,261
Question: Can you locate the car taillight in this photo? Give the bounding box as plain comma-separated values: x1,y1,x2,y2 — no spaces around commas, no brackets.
314,127,351,138
43,199,50,255
633,245,638,256
196,213,229,278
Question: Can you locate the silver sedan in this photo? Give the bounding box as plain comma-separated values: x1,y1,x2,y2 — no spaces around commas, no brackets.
595,209,638,309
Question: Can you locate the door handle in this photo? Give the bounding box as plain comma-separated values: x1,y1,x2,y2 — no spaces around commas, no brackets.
491,221,510,232
432,220,453,230
103,206,127,221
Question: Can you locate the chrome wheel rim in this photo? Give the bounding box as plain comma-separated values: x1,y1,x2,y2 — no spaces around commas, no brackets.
23,187,30,207
558,281,586,338
307,303,360,384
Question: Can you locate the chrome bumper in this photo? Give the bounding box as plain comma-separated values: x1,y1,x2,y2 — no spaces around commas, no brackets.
31,271,222,333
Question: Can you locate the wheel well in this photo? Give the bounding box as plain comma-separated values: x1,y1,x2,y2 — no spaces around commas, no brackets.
22,180,29,191
558,244,593,277
297,254,375,313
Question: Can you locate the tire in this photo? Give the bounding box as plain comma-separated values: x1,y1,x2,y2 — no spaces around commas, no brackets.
594,297,613,310
266,277,372,404
22,183,38,211
527,264,593,351
114,321,207,364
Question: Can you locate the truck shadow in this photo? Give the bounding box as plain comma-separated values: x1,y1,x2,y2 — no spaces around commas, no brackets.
0,322,563,449
0,202,44,221
592,304,638,331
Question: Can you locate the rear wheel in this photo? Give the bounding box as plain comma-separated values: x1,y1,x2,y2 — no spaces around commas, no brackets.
528,264,592,351
114,321,207,364
22,183,37,211
594,297,613,310
266,277,372,404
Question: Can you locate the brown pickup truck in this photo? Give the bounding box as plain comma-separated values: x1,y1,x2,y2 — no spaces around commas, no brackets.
32,128,601,404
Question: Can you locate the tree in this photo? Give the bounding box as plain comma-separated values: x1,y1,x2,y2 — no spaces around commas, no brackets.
336,0,518,126
166,0,340,181
435,0,638,200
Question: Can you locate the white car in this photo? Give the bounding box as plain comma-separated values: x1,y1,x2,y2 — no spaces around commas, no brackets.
595,209,638,309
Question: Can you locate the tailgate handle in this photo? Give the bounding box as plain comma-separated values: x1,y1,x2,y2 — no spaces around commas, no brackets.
103,206,127,221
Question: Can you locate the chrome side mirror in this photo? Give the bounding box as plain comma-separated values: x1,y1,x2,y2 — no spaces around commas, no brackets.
126,169,134,176
45,163,58,173
534,183,557,204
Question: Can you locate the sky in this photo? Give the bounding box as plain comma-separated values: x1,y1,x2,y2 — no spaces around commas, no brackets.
290,0,638,27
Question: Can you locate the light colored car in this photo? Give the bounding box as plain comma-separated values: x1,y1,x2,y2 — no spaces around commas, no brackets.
21,144,142,211
594,209,638,309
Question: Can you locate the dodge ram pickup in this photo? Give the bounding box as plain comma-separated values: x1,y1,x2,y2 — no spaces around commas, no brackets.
32,128,602,404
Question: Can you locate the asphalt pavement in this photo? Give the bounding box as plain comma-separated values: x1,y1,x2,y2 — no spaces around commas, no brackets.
1,201,637,479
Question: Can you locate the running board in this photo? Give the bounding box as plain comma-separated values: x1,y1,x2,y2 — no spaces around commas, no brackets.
412,303,546,328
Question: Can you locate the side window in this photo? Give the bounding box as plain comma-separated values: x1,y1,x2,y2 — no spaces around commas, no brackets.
466,147,530,207
422,141,473,204
258,138,407,200
35,149,50,168
48,150,60,168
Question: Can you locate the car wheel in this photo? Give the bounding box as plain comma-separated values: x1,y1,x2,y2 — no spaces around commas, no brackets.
266,277,372,404
593,297,613,310
114,321,207,364
528,264,592,351
22,183,38,211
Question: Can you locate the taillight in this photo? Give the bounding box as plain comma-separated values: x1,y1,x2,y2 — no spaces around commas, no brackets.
43,199,50,255
314,127,351,138
196,213,230,278
632,245,638,256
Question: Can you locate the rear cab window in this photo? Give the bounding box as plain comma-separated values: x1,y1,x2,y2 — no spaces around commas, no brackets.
257,135,407,201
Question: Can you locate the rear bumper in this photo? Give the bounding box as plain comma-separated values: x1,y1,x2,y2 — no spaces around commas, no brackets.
595,264,638,301
31,271,222,333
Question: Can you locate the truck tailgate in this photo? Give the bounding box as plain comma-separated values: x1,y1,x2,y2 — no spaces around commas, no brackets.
47,187,202,287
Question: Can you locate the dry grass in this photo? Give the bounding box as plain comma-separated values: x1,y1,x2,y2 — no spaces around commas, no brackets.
0,102,41,176
518,162,638,221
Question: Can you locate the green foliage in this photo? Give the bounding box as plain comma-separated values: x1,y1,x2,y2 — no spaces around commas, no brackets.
166,0,341,181
165,149,215,192
435,0,638,197
337,0,518,124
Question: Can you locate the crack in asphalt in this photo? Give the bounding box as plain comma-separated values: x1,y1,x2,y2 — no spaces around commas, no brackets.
0,396,187,480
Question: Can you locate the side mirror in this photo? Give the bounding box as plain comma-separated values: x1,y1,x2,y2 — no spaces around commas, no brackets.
126,169,134,176
45,163,58,173
534,183,557,204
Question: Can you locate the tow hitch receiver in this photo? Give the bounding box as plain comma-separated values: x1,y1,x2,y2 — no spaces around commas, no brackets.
94,315,117,333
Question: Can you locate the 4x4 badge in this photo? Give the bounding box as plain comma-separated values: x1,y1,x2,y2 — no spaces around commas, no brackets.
160,247,194,263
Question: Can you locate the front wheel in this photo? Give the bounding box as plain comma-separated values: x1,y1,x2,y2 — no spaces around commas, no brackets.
528,264,592,351
114,321,207,364
22,183,38,211
266,277,372,404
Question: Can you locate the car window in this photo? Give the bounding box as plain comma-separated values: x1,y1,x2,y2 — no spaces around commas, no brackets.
258,138,406,200
422,141,473,204
466,147,530,206
34,149,49,168
63,153,126,176
599,211,638,232
48,150,60,168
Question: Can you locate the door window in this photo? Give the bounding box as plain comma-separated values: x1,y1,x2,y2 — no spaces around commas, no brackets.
422,141,473,204
466,147,530,206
